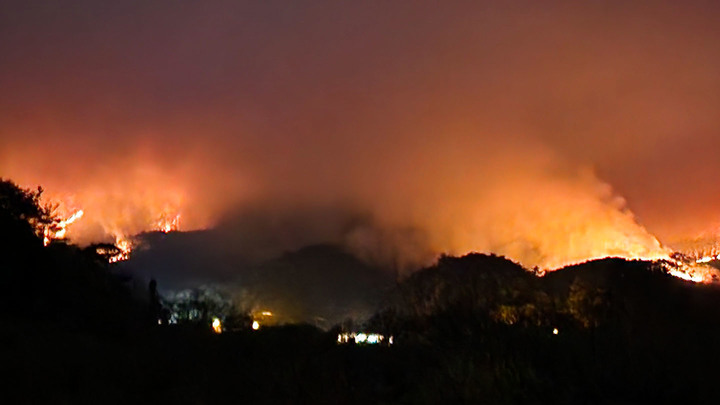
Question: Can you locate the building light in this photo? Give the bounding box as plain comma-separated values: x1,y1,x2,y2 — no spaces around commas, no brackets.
336,332,389,345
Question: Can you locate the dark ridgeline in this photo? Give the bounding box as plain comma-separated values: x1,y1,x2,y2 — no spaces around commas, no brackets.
367,254,720,403
3,177,720,404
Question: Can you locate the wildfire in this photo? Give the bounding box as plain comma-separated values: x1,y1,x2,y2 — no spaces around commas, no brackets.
250,310,274,330
696,255,716,264
24,172,720,284
657,254,720,284
31,188,189,263
43,209,84,246
155,213,180,233
23,165,197,249
108,234,133,263
666,266,706,283
672,236,720,265
211,317,222,333
659,234,720,283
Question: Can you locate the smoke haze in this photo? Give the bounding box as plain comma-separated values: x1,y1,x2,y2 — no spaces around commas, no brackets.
3,1,720,271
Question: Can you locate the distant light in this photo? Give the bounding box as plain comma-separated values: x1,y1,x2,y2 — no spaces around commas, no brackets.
337,332,391,345
552,328,559,335
252,320,260,330
261,311,273,316
212,317,222,333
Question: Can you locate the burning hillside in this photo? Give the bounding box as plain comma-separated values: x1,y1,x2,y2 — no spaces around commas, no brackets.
38,193,184,264
30,173,720,285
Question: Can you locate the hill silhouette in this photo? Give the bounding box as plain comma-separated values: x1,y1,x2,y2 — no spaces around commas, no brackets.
4,178,720,403
368,254,720,403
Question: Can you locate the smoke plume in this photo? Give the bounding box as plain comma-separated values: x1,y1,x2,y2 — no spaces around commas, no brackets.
3,0,720,273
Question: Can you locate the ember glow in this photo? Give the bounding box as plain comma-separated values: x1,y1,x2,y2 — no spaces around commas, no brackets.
32,175,196,247
155,213,181,233
211,317,222,334
108,235,133,264
43,209,84,246
666,266,706,283
659,259,717,283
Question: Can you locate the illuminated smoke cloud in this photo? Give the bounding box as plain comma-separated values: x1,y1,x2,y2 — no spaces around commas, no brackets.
2,1,720,274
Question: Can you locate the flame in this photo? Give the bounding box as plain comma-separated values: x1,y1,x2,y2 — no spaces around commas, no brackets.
33,188,186,262
249,310,274,330
55,209,84,237
667,267,706,283
211,317,222,333
35,196,140,264
662,260,718,283
43,209,84,246
14,160,210,248
155,213,180,233
662,233,720,283
108,234,133,263
671,233,720,264
18,160,720,284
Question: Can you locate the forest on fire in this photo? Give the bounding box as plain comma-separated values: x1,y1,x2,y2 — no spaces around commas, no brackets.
3,178,720,404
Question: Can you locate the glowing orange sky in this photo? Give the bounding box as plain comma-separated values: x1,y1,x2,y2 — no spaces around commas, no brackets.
2,1,720,269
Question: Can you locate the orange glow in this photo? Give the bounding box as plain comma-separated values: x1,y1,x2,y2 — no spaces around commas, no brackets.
5,1,720,295
30,173,720,284
43,209,84,246
249,310,274,330
108,234,133,263
8,159,214,249
403,168,676,273
27,173,720,285
667,267,705,283
661,260,719,284
155,213,180,233
212,317,222,333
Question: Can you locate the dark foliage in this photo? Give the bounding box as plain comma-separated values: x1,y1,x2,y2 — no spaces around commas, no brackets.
366,254,720,404
0,179,151,337
4,178,720,404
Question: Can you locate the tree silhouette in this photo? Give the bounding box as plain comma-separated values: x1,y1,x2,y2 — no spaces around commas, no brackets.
0,179,54,253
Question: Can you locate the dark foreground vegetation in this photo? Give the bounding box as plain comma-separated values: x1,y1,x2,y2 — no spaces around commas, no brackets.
3,178,720,404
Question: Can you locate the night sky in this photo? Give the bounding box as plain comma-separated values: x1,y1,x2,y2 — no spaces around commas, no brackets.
3,1,720,271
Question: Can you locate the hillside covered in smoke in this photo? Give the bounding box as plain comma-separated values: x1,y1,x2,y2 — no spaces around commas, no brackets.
4,0,720,271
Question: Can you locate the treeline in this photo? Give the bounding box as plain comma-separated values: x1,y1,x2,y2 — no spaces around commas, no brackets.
363,254,720,403
4,178,720,404
0,179,155,336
